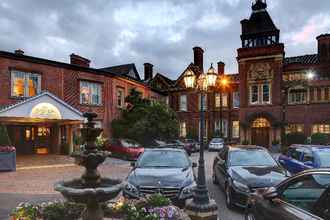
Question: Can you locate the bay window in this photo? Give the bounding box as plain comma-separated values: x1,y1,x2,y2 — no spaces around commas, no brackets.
80,81,102,105
11,70,41,97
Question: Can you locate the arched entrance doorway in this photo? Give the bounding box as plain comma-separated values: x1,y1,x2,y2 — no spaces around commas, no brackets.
251,118,270,147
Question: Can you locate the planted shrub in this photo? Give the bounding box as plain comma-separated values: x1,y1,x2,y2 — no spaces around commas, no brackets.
311,133,329,145
284,132,306,146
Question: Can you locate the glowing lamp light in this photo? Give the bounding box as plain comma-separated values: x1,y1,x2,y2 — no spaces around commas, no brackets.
183,69,196,89
307,71,315,80
220,77,228,86
206,63,218,88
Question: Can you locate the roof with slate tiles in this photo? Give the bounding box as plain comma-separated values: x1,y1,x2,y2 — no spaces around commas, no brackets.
284,54,319,65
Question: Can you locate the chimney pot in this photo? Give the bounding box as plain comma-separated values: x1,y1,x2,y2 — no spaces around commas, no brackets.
15,49,24,55
144,63,153,81
193,47,204,72
70,53,91,68
217,61,225,75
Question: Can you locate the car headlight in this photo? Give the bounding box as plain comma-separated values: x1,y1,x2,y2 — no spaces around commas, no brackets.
124,182,139,196
233,180,250,193
180,182,196,199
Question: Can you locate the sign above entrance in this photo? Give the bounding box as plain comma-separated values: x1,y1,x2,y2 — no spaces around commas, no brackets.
30,103,62,119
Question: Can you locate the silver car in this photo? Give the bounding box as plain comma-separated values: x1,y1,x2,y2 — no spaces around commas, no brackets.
208,138,224,151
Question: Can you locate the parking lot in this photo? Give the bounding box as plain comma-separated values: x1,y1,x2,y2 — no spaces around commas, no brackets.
0,151,243,220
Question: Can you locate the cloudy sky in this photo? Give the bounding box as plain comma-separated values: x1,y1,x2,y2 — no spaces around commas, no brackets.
0,0,330,79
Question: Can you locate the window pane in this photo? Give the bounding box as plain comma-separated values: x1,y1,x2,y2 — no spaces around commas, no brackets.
222,93,228,107
232,121,240,138
180,95,187,111
233,92,240,108
80,81,101,105
12,72,25,97
262,84,270,103
180,122,187,137
11,71,40,97
251,85,258,103
215,93,220,108
117,88,124,107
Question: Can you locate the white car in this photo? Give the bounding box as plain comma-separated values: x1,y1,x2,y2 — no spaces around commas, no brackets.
208,138,225,151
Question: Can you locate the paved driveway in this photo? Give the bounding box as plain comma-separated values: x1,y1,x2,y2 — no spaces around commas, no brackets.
0,153,244,220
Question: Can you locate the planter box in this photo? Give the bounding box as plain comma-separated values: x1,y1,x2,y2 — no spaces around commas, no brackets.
0,151,16,171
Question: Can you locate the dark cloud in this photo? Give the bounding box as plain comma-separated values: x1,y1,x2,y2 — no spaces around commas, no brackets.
0,0,329,79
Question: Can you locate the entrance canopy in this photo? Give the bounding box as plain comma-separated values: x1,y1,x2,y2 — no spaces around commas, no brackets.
0,91,84,123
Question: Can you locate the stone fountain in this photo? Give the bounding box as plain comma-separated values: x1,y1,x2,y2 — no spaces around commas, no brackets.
55,112,123,220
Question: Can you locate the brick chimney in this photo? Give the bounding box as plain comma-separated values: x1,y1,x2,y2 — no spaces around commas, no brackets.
70,53,91,68
144,63,153,81
317,34,330,64
217,61,225,75
193,47,204,72
15,49,24,55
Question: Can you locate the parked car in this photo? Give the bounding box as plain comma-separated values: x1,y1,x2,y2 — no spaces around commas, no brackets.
245,169,330,220
105,139,144,161
208,138,225,151
212,145,289,209
123,148,197,207
167,140,193,155
279,145,330,174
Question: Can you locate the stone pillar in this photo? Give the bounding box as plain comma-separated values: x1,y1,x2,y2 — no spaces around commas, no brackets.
66,125,74,154
52,124,61,154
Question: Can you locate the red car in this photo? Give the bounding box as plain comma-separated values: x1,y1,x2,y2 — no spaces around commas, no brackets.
106,139,144,161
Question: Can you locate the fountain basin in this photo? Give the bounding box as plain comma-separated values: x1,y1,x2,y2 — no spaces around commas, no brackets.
54,178,123,204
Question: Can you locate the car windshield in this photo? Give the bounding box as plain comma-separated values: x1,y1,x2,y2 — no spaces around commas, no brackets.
317,149,330,167
137,150,190,168
120,139,140,148
211,138,224,143
229,150,277,167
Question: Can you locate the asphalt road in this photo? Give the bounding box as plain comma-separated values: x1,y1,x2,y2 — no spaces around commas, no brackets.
191,151,244,220
0,153,244,220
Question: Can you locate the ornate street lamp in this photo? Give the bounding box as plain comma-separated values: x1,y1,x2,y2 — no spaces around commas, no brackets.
184,64,218,220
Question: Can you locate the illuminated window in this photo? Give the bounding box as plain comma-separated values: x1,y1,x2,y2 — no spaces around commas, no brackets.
80,81,102,105
252,118,270,128
179,95,187,111
179,122,187,137
312,124,330,134
37,127,50,136
11,70,41,97
285,124,304,134
215,93,221,108
232,121,240,138
288,89,307,104
117,87,125,108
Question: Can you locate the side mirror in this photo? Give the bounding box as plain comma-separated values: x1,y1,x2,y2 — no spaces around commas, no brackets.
130,162,136,167
192,162,197,168
304,161,313,167
263,187,279,200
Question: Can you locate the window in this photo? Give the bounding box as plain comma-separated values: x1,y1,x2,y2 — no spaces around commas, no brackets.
312,124,330,134
179,95,187,111
252,118,270,128
232,121,240,138
214,120,228,138
249,84,271,105
285,124,304,134
232,91,240,108
179,122,187,137
281,174,330,212
288,89,307,104
215,93,221,108
117,87,125,108
165,96,169,106
262,84,270,103
11,70,41,97
199,94,207,111
80,81,102,105
222,93,228,107
250,85,259,104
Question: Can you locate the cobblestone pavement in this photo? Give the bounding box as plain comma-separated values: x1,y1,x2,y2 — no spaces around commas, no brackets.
0,153,244,220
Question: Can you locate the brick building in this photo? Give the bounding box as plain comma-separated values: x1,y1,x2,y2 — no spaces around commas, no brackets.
161,0,330,147
0,50,163,154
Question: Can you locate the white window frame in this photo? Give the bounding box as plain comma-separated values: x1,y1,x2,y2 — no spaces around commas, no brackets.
179,94,187,111
232,91,240,108
80,81,102,106
11,70,41,97
179,121,187,137
117,87,125,108
261,83,271,104
249,84,259,105
288,89,307,105
249,83,271,105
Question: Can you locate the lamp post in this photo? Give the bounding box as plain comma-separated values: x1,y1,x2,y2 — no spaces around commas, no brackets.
184,64,218,220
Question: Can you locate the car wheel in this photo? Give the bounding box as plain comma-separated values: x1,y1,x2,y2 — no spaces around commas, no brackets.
212,171,219,185
225,184,234,209
245,211,256,220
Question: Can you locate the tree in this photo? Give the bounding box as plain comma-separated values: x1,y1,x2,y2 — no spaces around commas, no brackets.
111,89,179,146
0,124,12,146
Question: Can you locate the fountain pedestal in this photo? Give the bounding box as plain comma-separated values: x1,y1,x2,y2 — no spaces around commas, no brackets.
55,112,123,220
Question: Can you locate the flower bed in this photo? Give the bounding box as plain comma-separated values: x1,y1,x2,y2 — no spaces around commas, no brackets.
10,194,191,220
0,146,16,171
